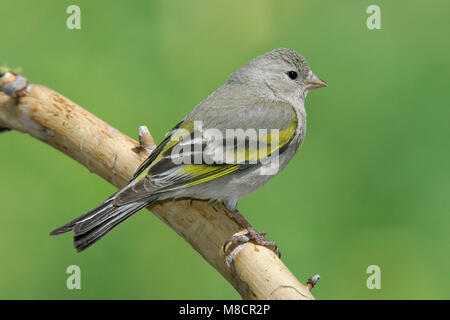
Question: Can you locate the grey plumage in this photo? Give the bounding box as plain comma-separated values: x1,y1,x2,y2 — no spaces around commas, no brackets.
50,48,327,252
51,196,154,251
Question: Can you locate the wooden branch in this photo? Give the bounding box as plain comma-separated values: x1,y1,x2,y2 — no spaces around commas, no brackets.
0,71,315,300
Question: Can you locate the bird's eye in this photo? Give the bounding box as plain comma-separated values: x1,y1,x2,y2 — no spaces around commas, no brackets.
286,71,298,80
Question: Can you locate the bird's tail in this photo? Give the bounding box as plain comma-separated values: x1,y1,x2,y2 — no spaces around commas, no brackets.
50,196,154,252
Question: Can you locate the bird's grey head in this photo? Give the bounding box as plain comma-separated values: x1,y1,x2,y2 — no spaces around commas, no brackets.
228,48,327,102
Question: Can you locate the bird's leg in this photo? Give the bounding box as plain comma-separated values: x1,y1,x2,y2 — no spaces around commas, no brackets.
224,209,280,258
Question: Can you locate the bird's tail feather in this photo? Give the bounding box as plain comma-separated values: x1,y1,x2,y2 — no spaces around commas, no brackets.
50,196,154,252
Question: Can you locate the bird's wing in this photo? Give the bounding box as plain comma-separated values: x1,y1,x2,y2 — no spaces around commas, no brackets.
115,99,298,205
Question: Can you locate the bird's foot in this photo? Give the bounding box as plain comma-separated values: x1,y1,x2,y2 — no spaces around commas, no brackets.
224,227,281,258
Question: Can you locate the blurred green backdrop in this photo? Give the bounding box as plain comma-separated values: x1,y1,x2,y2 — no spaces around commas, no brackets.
1,0,449,299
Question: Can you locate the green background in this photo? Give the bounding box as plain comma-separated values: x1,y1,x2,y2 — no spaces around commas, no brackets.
1,0,449,299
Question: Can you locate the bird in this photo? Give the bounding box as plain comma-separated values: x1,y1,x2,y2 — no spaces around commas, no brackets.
50,48,327,253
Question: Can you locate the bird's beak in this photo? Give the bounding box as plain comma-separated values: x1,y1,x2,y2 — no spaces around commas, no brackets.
304,72,327,90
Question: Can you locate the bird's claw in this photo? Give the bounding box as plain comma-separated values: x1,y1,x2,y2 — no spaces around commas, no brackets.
223,229,281,258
